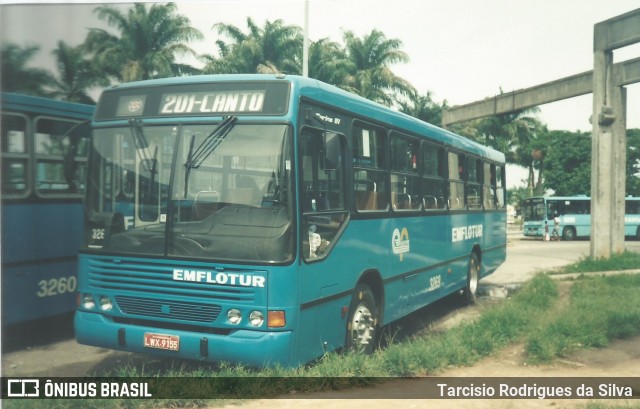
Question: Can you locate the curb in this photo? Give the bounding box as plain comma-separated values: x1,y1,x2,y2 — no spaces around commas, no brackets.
547,268,640,280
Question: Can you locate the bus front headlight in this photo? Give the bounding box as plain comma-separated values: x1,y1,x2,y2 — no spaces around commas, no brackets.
227,309,242,325
99,296,113,311
249,311,264,327
82,294,96,310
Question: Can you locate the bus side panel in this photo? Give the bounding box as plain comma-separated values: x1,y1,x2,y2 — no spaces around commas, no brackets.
483,211,508,276
2,202,83,262
2,260,78,325
297,218,390,358
2,201,83,325
447,213,484,293
387,214,450,319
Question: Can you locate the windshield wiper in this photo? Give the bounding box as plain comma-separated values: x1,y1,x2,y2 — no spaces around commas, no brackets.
128,118,157,174
183,116,237,198
185,115,238,169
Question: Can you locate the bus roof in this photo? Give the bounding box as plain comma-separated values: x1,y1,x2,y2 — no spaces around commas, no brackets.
100,74,505,163
1,92,95,119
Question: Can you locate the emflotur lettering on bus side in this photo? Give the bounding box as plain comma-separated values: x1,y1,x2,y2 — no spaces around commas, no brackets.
160,91,265,115
451,224,483,242
172,269,266,287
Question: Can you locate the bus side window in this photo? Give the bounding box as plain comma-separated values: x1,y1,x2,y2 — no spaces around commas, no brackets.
352,123,388,212
301,127,348,261
448,152,465,210
301,128,345,212
483,162,494,209
422,142,446,211
390,133,421,212
466,157,482,210
1,113,29,196
34,117,88,196
494,165,506,209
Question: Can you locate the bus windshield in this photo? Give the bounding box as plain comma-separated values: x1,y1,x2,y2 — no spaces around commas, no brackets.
85,122,294,263
523,199,546,221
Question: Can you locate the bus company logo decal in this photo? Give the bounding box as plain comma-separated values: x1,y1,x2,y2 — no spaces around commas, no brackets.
392,227,410,261
128,98,144,113
172,269,265,287
452,224,483,242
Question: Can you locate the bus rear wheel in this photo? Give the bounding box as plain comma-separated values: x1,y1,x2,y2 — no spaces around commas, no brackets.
345,284,378,354
562,226,576,241
462,252,480,304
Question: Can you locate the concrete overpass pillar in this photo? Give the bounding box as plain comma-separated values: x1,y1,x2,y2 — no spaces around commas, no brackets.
590,48,627,258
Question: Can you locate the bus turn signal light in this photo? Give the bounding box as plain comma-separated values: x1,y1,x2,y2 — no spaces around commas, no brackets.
267,310,286,328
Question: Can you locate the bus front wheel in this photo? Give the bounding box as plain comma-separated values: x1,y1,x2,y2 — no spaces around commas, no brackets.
562,226,576,241
462,252,480,304
345,284,378,354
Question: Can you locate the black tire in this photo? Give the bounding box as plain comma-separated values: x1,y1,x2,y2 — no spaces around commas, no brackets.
562,226,576,241
345,284,378,354
462,252,480,305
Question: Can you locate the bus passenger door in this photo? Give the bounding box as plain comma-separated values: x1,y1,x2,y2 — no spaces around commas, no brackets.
298,127,350,356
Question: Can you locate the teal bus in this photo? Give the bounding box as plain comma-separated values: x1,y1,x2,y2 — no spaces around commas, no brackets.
522,195,640,240
2,93,93,326
74,75,507,366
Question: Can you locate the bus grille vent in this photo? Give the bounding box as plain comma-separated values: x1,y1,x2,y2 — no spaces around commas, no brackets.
115,295,222,323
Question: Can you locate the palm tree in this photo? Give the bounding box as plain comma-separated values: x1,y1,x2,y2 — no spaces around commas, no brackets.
471,107,546,193
203,18,302,75
308,38,354,87
342,29,413,106
1,43,55,96
398,89,444,126
84,3,203,82
49,41,108,104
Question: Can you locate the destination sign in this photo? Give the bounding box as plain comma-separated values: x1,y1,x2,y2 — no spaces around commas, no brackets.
158,91,265,115
95,80,290,120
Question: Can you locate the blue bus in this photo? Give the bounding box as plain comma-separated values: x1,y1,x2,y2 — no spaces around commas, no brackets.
522,195,640,240
75,75,507,367
1,93,94,326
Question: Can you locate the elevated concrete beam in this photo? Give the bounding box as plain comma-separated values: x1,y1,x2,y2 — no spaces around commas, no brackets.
442,57,640,126
594,8,640,51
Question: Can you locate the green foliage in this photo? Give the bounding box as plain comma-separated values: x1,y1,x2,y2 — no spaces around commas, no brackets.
84,3,203,82
526,274,640,362
561,251,640,273
543,130,592,195
204,17,303,75
1,43,55,96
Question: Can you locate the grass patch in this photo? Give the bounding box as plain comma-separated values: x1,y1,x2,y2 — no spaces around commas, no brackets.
526,274,640,362
559,251,640,274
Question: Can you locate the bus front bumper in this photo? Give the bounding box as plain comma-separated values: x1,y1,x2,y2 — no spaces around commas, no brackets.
74,310,295,367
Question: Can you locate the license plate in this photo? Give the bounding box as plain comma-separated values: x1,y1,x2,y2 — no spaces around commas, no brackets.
143,333,180,351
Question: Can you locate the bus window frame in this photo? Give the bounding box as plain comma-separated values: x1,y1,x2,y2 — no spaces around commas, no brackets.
299,125,350,263
421,140,447,213
33,115,89,199
351,120,390,215
389,131,422,213
1,112,32,200
466,155,483,211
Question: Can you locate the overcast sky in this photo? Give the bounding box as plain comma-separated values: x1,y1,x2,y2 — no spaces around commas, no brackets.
2,0,639,185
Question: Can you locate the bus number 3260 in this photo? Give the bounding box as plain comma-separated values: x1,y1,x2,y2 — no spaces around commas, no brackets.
37,276,77,298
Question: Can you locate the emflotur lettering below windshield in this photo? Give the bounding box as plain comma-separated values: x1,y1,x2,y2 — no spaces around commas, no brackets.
85,123,294,263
